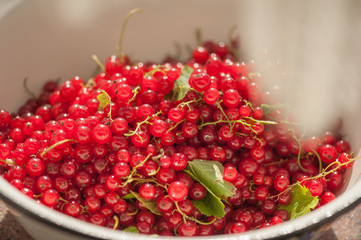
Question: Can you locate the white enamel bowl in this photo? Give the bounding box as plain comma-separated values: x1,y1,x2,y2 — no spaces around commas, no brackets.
0,1,361,240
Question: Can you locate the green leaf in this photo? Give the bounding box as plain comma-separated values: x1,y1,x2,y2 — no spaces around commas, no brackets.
123,226,139,233
174,65,193,101
187,160,236,198
185,160,236,218
279,184,319,219
129,190,161,215
96,89,111,111
192,191,225,218
122,193,135,199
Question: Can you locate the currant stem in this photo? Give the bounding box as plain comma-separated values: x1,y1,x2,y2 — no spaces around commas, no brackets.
23,77,37,99
168,118,186,132
0,159,17,166
227,25,238,59
117,8,142,59
311,149,323,174
131,177,167,190
174,200,217,225
113,215,119,230
143,65,167,78
127,208,139,216
262,158,288,167
216,101,231,123
91,54,106,73
174,201,187,223
288,125,307,172
40,139,76,157
124,111,162,137
119,154,152,188
151,148,165,161
198,119,228,130
195,28,202,46
176,99,201,110
127,86,141,105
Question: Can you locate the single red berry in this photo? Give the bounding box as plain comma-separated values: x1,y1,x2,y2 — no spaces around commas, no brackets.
168,107,184,122
320,191,336,205
111,117,128,135
26,158,45,177
116,84,133,101
0,109,11,129
177,221,198,236
189,72,211,92
42,189,60,207
318,144,337,163
139,183,156,200
223,166,238,182
168,181,188,202
203,88,220,105
274,175,290,192
150,119,167,137
92,124,111,144
189,183,207,200
307,179,324,197
222,89,240,109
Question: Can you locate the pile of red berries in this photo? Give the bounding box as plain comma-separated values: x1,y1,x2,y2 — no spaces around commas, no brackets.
0,36,355,236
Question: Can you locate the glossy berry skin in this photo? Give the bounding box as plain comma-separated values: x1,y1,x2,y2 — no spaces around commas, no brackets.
150,119,167,137
42,189,60,207
92,124,111,144
26,158,45,177
193,47,209,64
189,72,211,92
274,175,290,192
0,109,11,129
116,84,133,101
171,153,188,171
168,108,184,123
320,191,336,205
223,166,238,182
182,122,198,138
139,183,156,200
189,183,207,200
203,88,220,105
223,89,240,108
168,181,188,202
177,221,198,236
157,195,174,213
111,118,128,135
307,180,324,197
318,144,337,163
64,201,81,217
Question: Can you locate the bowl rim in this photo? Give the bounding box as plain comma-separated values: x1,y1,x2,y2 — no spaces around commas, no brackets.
1,173,361,240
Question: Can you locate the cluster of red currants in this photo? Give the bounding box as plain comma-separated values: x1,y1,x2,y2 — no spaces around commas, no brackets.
0,38,354,236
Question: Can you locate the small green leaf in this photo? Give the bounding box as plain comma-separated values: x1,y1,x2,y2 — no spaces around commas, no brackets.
96,89,111,111
174,65,193,101
187,160,236,198
192,191,225,218
130,190,161,215
279,184,319,219
123,226,139,233
122,193,135,199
